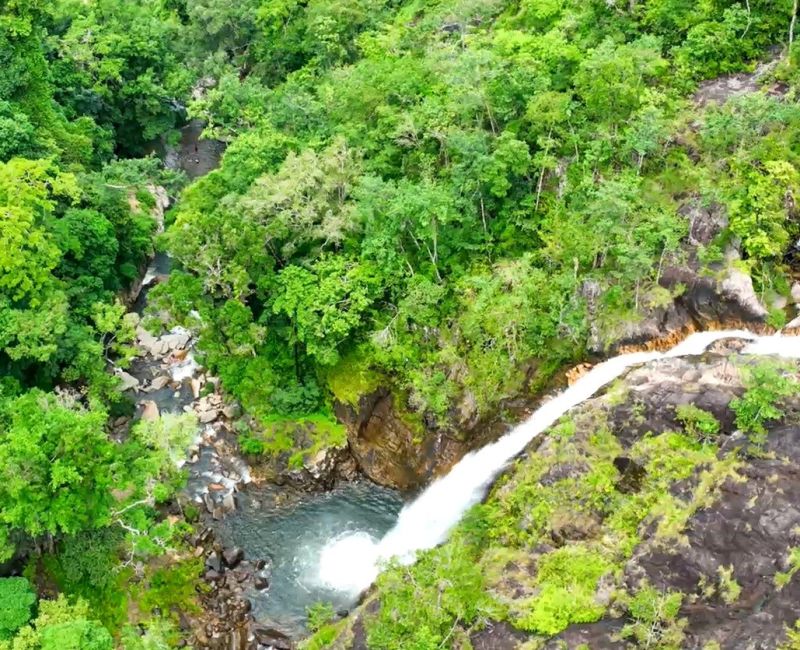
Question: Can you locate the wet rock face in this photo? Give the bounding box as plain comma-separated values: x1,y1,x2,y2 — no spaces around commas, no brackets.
607,356,744,448
335,389,471,490
470,621,533,649
252,627,293,649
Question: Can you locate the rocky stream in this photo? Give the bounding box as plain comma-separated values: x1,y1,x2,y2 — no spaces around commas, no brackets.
120,122,407,650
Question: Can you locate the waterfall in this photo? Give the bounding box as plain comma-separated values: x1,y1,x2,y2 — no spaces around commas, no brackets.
317,330,800,595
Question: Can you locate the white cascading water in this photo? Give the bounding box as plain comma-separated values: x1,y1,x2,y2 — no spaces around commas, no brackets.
317,330,800,595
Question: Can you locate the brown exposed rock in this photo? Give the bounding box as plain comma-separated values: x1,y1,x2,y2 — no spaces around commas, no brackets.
335,390,471,490
140,400,160,421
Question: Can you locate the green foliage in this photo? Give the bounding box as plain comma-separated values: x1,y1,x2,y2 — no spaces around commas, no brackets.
4,0,800,646
155,0,800,455
0,579,36,640
273,255,382,367
325,351,382,406
119,618,180,650
574,36,667,125
306,602,335,632
7,595,113,650
781,620,800,650
731,362,798,448
728,160,800,260
166,0,800,435
49,0,193,154
137,559,205,619
717,565,741,604
0,390,115,559
39,619,113,650
238,412,347,470
43,528,127,629
0,159,76,366
675,404,720,445
621,583,686,649
516,546,612,635
0,101,35,160
774,547,800,589
366,531,499,649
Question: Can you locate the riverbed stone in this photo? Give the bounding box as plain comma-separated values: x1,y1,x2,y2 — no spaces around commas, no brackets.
205,552,223,573
162,331,191,351
196,398,221,423
137,326,168,357
140,400,160,421
222,547,244,568
222,401,242,419
148,375,171,391
116,369,140,392
222,491,236,513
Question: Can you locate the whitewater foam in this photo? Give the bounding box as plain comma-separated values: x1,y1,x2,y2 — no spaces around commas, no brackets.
317,330,800,595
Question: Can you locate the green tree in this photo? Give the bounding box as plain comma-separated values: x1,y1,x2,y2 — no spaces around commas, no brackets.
9,595,112,650
49,0,192,153
0,159,77,367
0,578,36,640
273,256,380,367
574,36,667,126
0,391,114,559
728,160,800,260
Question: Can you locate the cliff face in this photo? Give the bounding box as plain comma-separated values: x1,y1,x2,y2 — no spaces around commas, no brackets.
319,344,800,649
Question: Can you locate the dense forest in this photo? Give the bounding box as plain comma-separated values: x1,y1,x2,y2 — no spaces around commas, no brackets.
2,0,800,648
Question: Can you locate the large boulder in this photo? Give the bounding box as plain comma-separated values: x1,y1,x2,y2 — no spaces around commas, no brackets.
116,369,140,392
140,400,160,421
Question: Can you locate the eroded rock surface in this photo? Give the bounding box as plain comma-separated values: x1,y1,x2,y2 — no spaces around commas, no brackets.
335,389,472,489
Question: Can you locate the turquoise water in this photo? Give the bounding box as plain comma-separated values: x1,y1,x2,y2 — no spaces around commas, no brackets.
215,481,403,635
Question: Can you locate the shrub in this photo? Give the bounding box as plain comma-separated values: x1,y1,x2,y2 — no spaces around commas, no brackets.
675,404,720,445
717,565,741,604
517,546,612,635
40,620,113,650
621,583,685,649
731,362,798,449
306,602,335,632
